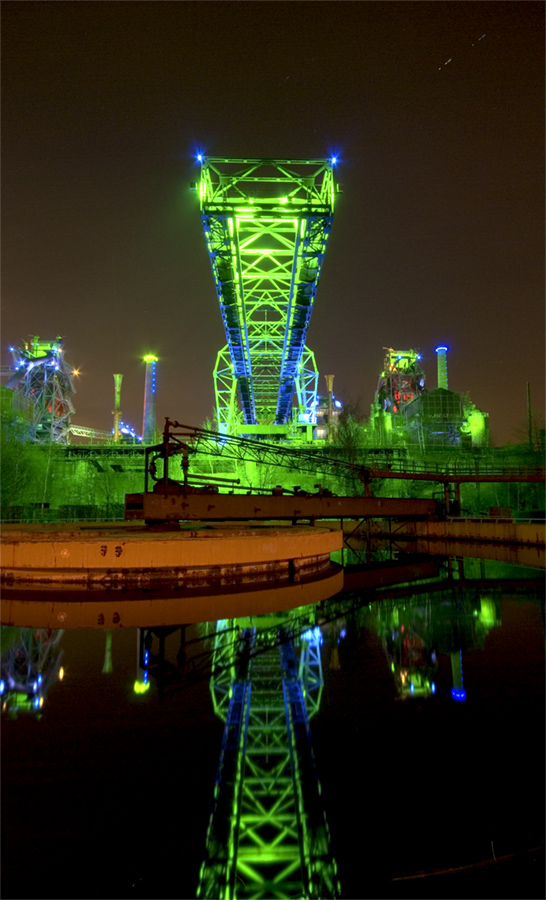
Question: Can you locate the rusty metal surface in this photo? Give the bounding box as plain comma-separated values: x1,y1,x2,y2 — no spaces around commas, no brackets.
125,492,438,522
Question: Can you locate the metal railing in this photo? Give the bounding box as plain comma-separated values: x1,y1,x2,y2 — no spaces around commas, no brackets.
1,505,126,525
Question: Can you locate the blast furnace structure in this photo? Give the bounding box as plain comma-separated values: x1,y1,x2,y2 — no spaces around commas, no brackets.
3,337,76,443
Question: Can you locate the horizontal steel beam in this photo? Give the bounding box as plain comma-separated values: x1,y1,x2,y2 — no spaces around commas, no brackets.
125,491,437,522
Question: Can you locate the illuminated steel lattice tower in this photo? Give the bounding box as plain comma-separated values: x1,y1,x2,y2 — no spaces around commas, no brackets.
198,621,340,899
4,336,76,443
195,157,337,434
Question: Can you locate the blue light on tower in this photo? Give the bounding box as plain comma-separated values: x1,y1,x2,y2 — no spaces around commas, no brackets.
301,626,323,645
451,649,466,701
451,688,467,701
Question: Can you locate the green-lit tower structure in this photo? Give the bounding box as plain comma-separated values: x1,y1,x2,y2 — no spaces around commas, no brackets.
197,620,340,899
194,156,337,437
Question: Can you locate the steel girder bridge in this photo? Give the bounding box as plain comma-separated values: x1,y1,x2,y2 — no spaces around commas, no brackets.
195,157,337,437
197,621,340,900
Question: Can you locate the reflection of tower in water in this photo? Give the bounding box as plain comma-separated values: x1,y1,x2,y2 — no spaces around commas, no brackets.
132,616,340,896
197,617,340,899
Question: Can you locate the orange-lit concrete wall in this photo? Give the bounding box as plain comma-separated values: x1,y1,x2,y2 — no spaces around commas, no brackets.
0,524,342,572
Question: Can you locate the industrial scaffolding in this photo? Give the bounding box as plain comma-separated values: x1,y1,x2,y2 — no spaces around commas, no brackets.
4,336,76,443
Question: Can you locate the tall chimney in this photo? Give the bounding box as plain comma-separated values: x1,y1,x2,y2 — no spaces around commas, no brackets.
142,355,158,443
113,374,123,443
435,346,449,390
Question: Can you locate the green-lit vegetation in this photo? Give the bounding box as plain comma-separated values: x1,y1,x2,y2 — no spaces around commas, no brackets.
1,379,544,523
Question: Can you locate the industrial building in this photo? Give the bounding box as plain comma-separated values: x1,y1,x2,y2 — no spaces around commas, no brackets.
369,345,489,450
2,337,76,443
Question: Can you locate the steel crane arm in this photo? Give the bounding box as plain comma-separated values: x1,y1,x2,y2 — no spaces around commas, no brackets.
152,418,358,477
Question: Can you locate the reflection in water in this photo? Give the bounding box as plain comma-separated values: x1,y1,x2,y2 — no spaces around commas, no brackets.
136,614,341,898
197,619,340,899
1,562,544,899
0,626,64,717
366,588,502,701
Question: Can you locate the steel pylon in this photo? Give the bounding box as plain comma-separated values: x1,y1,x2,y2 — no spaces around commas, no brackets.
196,158,336,432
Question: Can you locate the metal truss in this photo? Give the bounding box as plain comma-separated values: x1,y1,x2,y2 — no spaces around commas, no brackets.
294,347,319,426
69,425,113,442
144,420,401,495
4,337,75,443
213,346,241,435
197,158,336,427
298,626,324,720
214,344,319,435
198,623,340,899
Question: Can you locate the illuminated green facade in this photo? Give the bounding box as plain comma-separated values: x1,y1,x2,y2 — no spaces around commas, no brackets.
196,157,336,435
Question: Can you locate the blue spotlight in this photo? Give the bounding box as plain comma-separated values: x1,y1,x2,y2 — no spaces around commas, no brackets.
451,688,467,702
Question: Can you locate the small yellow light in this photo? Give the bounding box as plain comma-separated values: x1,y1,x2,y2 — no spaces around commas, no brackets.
59,667,65,681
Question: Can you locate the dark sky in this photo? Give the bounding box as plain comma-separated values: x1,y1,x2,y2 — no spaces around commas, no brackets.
2,1,544,445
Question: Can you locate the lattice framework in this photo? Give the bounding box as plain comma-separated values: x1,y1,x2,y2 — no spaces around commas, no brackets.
198,623,340,899
198,158,335,430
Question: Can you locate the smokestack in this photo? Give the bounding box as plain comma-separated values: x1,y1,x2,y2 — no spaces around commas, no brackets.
435,346,449,390
113,374,123,443
142,355,158,443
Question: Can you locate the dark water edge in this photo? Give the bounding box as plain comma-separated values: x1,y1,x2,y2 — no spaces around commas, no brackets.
3,849,544,900
1,588,544,900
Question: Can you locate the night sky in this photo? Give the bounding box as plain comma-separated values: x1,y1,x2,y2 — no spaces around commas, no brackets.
2,1,544,445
